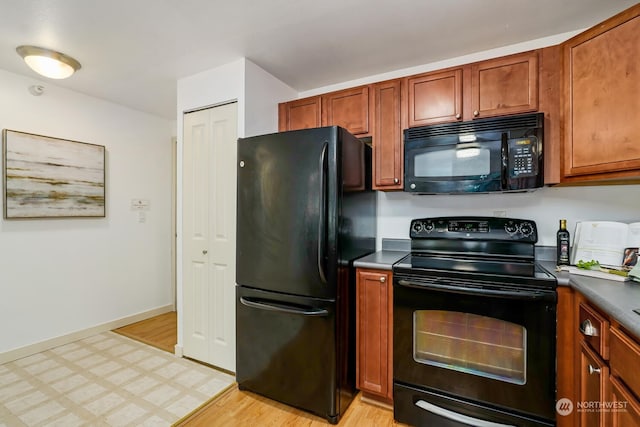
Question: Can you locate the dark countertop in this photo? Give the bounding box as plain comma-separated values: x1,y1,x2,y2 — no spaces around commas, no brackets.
540,261,640,340
356,253,640,339
353,250,408,271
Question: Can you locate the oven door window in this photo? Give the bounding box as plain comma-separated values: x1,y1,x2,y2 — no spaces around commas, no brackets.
413,310,526,385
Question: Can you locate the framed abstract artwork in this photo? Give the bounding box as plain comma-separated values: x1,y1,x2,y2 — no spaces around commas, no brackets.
2,129,105,218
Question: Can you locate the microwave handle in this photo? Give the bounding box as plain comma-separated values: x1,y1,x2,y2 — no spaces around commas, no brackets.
501,134,508,190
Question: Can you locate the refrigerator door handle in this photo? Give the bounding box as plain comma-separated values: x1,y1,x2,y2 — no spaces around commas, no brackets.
317,142,328,284
239,296,329,316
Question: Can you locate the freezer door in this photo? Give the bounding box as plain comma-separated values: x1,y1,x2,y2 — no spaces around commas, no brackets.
237,127,338,298
236,286,340,422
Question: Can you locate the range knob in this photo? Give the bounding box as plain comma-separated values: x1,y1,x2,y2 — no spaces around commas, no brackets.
519,222,534,237
424,221,434,232
504,221,518,235
411,221,423,234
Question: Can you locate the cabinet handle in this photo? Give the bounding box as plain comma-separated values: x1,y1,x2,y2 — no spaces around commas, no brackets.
394,178,399,184
579,319,599,337
588,365,601,375
379,276,386,283
455,113,461,119
202,250,208,255
473,110,479,117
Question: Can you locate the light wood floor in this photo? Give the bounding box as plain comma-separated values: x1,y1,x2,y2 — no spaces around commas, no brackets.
112,310,177,353
176,385,402,427
113,311,400,426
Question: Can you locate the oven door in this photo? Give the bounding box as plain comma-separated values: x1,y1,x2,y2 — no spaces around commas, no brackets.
393,273,557,425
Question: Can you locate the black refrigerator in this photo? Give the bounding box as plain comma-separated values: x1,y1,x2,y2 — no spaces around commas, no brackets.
235,126,376,424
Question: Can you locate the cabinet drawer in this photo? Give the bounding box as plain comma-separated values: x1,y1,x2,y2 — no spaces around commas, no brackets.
578,302,609,359
610,326,640,400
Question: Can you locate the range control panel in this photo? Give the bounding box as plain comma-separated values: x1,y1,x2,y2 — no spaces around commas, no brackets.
410,216,538,243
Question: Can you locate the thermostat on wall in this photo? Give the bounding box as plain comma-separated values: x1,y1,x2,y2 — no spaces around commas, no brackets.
131,199,150,211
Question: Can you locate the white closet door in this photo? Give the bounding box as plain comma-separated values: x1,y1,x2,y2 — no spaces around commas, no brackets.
183,102,237,372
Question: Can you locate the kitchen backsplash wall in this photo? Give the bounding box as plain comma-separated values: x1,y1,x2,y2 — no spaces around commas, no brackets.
377,184,640,248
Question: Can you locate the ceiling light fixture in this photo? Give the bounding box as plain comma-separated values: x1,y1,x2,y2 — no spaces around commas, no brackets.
16,45,81,79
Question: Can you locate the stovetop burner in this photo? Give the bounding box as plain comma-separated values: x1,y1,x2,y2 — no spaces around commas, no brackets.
393,253,556,289
393,216,557,290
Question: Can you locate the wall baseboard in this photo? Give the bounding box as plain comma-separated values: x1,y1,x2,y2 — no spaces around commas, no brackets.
174,344,184,357
0,305,174,365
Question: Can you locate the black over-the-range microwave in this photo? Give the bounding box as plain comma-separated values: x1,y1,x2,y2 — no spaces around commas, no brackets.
403,112,544,194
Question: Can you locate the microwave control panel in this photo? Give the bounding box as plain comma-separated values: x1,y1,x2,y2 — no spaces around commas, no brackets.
508,137,538,177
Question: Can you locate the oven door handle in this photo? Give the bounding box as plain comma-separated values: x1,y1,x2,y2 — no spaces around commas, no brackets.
415,400,516,427
397,279,554,301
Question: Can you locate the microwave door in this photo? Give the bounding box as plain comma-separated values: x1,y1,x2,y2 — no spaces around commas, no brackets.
406,138,503,193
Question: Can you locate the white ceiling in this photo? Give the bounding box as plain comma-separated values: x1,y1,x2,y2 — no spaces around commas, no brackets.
0,0,637,120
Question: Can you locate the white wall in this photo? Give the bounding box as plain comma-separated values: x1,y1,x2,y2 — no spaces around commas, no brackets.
0,69,174,354
175,59,296,349
378,185,640,248
295,30,640,249
244,60,297,137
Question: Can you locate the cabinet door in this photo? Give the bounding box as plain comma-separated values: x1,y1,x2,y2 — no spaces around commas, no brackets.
610,326,640,403
562,5,640,180
470,51,538,119
407,68,463,127
278,96,321,131
610,376,640,427
322,86,371,135
579,341,609,427
539,45,562,185
373,80,403,190
356,269,392,401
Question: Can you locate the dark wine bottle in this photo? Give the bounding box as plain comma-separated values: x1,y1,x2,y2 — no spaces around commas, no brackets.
557,219,571,265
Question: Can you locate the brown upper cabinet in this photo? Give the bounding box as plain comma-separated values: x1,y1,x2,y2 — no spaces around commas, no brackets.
372,79,405,190
407,51,539,127
407,68,463,127
277,6,640,189
470,51,539,119
321,86,371,136
278,96,321,131
278,86,372,137
562,3,640,183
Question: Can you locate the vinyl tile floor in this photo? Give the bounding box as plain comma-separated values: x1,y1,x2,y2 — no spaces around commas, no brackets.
0,332,235,427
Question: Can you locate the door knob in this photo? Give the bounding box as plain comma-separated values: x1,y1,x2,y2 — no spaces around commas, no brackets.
202,250,208,255
394,178,399,184
473,110,479,117
455,113,461,119
588,365,601,375
379,277,386,283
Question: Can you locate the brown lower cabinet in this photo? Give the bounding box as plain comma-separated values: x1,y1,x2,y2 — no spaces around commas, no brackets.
355,268,393,403
572,291,640,427
578,341,609,427
610,376,640,427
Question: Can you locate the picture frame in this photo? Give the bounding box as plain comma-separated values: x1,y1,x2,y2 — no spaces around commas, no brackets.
2,129,105,218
